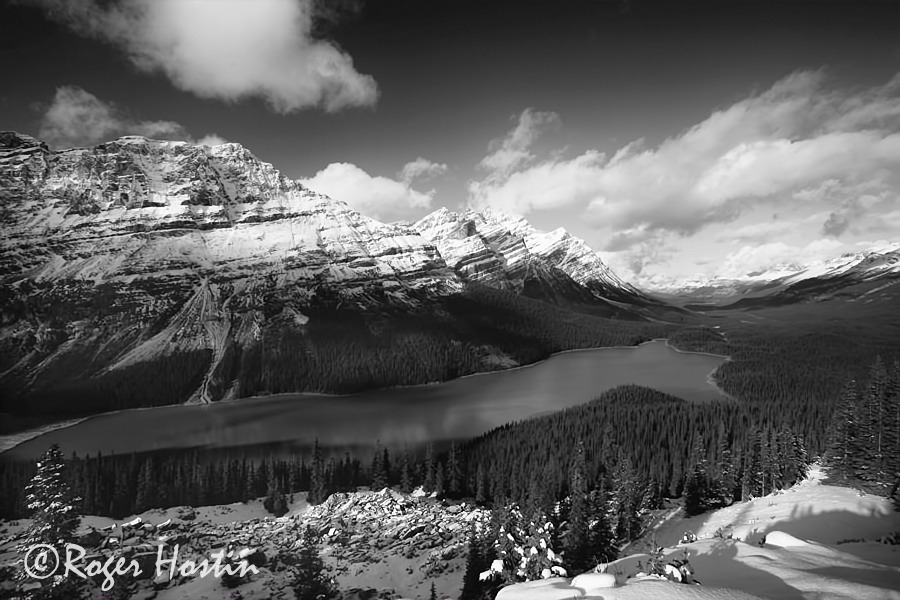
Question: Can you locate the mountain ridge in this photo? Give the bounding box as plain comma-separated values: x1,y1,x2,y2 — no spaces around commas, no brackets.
0,132,668,417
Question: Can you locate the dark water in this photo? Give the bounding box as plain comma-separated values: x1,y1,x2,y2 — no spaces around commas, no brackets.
3,341,726,460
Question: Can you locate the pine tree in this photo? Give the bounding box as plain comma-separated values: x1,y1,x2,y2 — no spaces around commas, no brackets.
22,445,80,549
263,476,288,517
447,441,463,498
460,529,484,600
684,439,711,516
435,461,446,498
564,441,591,575
827,380,862,479
400,446,413,494
424,443,436,493
475,462,487,505
134,457,157,513
429,581,437,600
309,439,327,505
19,445,82,599
291,525,338,600
371,441,387,491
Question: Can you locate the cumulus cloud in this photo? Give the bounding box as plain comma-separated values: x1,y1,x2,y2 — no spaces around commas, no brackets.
399,157,448,184
30,0,377,113
300,162,436,221
37,86,223,149
469,72,900,247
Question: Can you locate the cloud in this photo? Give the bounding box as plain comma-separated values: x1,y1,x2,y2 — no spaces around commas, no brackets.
300,162,435,221
469,71,900,249
196,134,229,147
399,157,448,184
38,86,191,148
30,0,377,113
36,86,225,149
469,108,561,207
718,239,846,279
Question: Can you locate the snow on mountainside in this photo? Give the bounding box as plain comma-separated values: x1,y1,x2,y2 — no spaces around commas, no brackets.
0,131,461,406
651,242,900,305
414,207,649,310
0,132,656,412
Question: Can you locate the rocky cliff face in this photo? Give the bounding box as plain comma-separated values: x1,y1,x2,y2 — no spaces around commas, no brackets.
414,207,650,308
0,132,461,407
0,132,660,413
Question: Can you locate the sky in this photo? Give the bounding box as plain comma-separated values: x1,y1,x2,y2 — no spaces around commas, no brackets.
2,0,899,289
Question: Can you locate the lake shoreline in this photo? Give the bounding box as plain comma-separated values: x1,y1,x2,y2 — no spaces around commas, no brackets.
1,338,732,456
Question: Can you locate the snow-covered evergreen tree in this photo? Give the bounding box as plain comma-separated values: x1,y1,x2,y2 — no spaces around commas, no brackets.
22,445,80,549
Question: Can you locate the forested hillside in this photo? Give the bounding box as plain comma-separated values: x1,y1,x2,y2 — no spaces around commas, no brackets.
2,285,673,417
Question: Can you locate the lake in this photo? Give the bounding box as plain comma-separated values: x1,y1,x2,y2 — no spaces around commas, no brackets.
2,340,726,460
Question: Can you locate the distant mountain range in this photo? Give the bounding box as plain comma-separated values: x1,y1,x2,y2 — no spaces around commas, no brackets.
0,132,667,415
650,242,900,309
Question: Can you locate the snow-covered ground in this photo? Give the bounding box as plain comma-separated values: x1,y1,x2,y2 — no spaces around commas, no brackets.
498,466,900,600
3,467,897,599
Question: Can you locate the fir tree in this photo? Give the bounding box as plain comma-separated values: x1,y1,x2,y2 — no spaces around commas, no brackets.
563,441,591,575
263,477,288,517
475,462,487,505
371,441,387,491
309,439,328,505
429,581,437,600
19,445,82,599
447,441,463,498
435,461,446,498
424,443,436,493
460,529,484,600
291,526,338,600
22,445,80,549
400,446,413,494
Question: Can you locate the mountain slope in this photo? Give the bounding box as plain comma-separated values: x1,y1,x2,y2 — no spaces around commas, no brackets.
414,207,669,319
653,243,900,309
0,132,670,417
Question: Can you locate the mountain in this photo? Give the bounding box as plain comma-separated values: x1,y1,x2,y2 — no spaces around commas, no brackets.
651,243,900,309
413,207,666,318
0,132,668,417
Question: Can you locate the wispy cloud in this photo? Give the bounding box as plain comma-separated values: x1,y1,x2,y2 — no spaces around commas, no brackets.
37,86,225,149
300,162,437,221
399,157,448,185
468,108,561,208
29,0,378,113
469,72,900,249
38,86,190,148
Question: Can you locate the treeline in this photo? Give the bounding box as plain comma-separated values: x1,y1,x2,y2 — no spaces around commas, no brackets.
236,286,673,396
666,326,729,356
0,384,809,527
3,350,213,415
4,285,673,415
826,355,900,492
0,442,376,519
